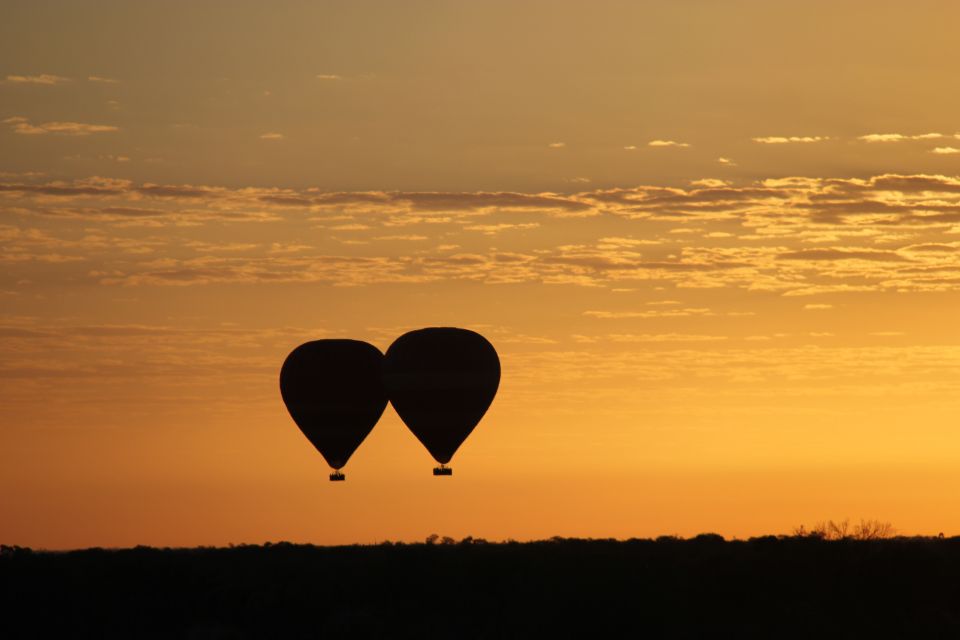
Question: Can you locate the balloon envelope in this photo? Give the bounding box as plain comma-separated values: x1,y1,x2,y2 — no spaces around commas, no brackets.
383,328,500,465
279,339,388,470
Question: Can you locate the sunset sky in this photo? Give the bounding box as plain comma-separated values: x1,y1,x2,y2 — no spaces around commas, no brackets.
4,0,960,549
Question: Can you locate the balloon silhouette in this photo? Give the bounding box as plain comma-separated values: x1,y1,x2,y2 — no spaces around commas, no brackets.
279,340,388,481
383,328,500,475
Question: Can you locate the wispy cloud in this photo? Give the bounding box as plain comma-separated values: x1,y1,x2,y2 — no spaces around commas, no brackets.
316,74,341,80
690,179,730,188
648,140,690,148
372,234,429,242
4,117,118,136
4,173,960,295
717,157,736,165
87,75,120,84
859,133,943,142
752,136,828,144
259,132,285,140
548,142,566,148
463,222,540,235
5,74,70,85
584,308,713,319
606,333,727,343
931,147,960,155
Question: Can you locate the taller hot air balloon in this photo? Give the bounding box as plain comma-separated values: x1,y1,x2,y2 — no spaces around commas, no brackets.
383,328,500,476
279,339,388,481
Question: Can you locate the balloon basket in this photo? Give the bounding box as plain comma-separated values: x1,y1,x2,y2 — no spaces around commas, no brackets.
433,466,452,476
329,471,345,482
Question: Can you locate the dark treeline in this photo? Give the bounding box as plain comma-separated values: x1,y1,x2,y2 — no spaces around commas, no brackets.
3,535,960,638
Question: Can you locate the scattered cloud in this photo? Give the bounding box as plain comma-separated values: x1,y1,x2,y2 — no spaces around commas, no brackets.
753,136,828,144
648,140,690,148
329,223,371,231
5,74,70,85
4,117,118,136
804,303,833,310
0,171,45,178
623,145,638,150
372,234,428,241
606,333,727,342
316,74,341,80
932,147,960,155
548,142,566,148
463,222,540,235
717,157,736,165
259,132,285,140
87,75,119,84
690,179,730,188
584,308,713,319
3,173,960,295
778,248,909,262
859,133,943,142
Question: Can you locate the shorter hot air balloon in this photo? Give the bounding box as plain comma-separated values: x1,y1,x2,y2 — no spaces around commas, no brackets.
279,340,388,481
383,328,500,476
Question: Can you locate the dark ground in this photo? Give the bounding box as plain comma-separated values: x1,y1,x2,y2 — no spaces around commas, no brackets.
3,535,959,638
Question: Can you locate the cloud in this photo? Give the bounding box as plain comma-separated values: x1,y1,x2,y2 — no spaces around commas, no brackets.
87,76,119,84
859,133,943,142
690,179,730,188
717,157,736,165
778,248,909,262
804,303,833,310
932,147,960,155
623,145,638,150
5,173,960,295
648,140,690,148
584,308,713,319
329,223,371,231
463,222,540,235
5,74,70,85
606,333,727,342
259,132,285,140
752,136,828,144
0,178,595,219
548,142,566,148
4,117,118,136
373,234,428,241
316,74,341,80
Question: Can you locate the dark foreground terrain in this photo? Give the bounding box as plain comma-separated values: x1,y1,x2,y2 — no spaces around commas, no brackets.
3,535,960,638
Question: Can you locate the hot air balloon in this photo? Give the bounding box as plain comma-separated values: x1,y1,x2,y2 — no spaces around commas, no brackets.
279,340,388,481
383,328,500,476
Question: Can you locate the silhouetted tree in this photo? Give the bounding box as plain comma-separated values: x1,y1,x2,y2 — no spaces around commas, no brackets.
794,519,895,540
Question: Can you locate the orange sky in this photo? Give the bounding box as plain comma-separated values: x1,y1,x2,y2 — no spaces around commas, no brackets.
3,1,960,548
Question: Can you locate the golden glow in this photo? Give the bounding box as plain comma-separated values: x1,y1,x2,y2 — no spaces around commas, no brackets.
3,1,960,548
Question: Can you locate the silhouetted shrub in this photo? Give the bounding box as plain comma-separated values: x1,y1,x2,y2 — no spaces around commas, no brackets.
693,533,725,543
